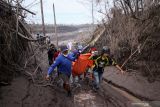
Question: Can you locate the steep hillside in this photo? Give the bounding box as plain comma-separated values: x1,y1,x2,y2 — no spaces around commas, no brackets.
94,5,160,82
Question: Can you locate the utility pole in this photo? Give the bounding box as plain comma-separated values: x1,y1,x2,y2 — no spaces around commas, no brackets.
92,0,94,25
40,0,45,37
92,0,94,31
53,3,58,47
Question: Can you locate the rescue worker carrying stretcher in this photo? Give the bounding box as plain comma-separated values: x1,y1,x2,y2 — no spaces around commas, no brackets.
89,46,125,90
46,45,79,97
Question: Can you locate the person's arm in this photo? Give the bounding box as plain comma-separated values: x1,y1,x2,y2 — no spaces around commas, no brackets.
94,56,101,68
81,44,90,53
88,55,93,60
88,53,97,60
46,58,61,79
68,52,79,61
110,58,125,74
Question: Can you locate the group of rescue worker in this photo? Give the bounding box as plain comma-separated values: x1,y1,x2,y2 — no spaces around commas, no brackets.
46,43,125,97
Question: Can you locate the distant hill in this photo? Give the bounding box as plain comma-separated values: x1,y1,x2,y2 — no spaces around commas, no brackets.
29,24,94,34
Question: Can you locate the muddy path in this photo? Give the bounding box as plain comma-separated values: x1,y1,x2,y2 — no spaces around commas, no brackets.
0,75,133,107
0,51,142,107
0,54,142,107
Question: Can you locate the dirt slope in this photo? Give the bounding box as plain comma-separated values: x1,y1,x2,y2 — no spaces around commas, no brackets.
103,66,160,100
0,75,139,107
0,77,108,107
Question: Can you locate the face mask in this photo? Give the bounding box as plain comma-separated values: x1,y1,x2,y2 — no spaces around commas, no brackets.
63,54,68,57
64,55,67,57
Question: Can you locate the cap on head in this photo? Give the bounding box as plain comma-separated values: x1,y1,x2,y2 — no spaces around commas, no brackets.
60,45,68,52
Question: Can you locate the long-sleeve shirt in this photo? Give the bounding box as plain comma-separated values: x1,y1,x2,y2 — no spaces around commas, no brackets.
48,53,77,76
93,56,117,71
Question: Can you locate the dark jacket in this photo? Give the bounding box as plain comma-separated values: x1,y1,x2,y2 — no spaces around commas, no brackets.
94,56,117,71
48,48,57,60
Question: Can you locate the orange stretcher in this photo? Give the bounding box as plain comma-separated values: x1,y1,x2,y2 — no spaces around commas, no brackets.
72,53,94,77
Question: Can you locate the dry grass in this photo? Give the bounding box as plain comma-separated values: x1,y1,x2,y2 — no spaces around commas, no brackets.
0,1,40,83
94,3,160,81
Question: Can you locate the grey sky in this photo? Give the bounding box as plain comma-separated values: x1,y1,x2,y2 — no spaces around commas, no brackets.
22,0,110,24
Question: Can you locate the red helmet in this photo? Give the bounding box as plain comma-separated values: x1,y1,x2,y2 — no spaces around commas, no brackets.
89,47,97,53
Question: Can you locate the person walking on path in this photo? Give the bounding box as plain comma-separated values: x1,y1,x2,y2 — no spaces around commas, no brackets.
46,45,78,97
48,44,57,65
90,46,125,90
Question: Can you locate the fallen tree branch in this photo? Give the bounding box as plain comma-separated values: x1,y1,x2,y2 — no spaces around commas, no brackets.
121,47,139,68
89,27,106,46
34,83,54,87
0,81,10,85
24,50,40,68
18,20,33,38
33,60,46,74
17,31,47,41
24,71,35,83
11,28,47,42
121,36,150,68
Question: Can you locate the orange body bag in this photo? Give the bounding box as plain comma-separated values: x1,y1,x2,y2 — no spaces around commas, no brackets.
72,53,93,77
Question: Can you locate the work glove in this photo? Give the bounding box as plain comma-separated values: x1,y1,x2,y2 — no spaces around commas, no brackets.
75,52,80,59
45,75,50,81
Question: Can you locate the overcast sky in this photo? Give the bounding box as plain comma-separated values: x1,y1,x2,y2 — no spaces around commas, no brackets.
22,0,110,25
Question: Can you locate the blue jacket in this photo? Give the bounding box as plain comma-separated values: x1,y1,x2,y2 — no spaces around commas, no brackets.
48,53,77,76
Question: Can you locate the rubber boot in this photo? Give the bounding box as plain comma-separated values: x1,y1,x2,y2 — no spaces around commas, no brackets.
63,83,72,97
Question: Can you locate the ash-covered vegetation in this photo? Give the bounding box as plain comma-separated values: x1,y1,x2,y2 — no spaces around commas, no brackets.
94,0,160,82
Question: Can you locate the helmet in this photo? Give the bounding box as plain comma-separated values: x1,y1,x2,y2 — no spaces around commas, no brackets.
91,47,97,51
60,45,68,52
89,47,97,53
78,45,83,50
101,46,110,54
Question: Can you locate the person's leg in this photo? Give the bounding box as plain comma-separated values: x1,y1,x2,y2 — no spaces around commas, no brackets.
95,71,103,89
49,59,51,65
93,70,99,89
98,71,103,87
60,74,71,96
70,74,73,85
74,76,79,83
49,59,53,65
79,74,84,81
